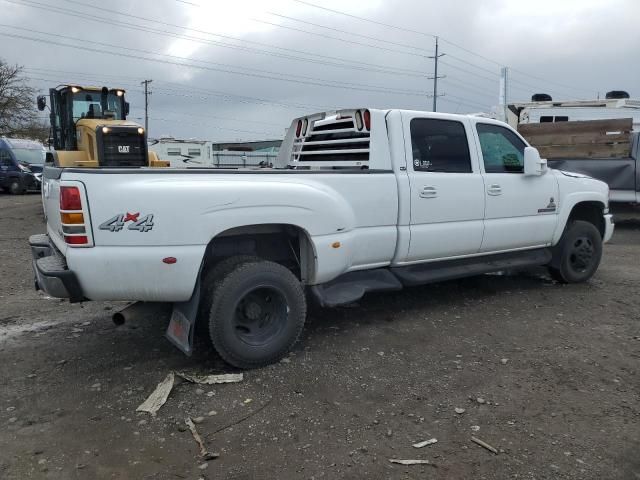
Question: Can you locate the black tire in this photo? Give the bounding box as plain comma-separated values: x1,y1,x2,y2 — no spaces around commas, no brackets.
9,180,25,195
208,260,306,369
549,220,602,283
196,255,259,331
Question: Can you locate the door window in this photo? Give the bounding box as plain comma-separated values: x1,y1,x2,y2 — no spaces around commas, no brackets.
476,123,526,173
410,118,472,173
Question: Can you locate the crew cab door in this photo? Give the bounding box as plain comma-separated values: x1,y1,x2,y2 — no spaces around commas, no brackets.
473,122,559,252
402,113,485,261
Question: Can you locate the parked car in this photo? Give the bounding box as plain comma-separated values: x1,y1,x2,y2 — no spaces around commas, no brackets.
0,137,46,194
30,109,613,369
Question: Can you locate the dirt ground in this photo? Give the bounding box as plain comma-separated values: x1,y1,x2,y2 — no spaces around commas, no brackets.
0,193,638,480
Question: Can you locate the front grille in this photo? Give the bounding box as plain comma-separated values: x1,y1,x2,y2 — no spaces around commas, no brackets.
98,127,147,167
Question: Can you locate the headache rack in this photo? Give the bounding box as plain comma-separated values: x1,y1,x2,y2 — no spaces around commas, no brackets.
290,110,371,168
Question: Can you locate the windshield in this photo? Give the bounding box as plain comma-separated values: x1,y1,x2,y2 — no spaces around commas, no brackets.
12,148,46,165
72,90,124,121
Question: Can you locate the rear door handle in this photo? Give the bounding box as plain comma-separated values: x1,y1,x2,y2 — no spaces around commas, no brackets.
487,184,502,196
419,186,438,198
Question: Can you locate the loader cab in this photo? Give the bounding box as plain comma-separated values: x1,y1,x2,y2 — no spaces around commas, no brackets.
36,85,163,168
40,85,130,151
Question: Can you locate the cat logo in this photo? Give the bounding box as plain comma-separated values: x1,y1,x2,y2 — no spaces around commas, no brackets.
118,145,130,154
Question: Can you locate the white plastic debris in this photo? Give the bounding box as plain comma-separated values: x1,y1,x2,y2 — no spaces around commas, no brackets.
136,371,243,416
136,372,175,416
412,438,438,448
177,372,243,385
388,459,432,465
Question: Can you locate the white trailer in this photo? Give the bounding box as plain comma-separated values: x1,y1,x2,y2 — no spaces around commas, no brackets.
507,92,640,131
148,138,212,168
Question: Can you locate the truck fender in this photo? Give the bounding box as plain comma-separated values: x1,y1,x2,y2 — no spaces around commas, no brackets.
552,192,608,245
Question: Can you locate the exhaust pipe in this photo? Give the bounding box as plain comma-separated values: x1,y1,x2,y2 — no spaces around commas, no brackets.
112,311,126,325
111,302,171,327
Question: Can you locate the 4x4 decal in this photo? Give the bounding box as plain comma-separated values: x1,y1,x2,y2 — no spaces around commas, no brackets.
99,213,154,232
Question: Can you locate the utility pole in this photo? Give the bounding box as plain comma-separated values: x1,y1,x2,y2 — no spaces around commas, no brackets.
429,37,445,112
141,79,153,134
499,67,509,121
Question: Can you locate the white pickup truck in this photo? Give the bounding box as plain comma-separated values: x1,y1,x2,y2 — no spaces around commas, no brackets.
30,109,614,368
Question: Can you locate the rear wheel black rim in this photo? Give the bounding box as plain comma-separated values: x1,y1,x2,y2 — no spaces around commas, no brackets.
568,236,595,272
232,286,288,346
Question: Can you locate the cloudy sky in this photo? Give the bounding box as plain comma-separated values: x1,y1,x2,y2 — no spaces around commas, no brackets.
2,0,639,141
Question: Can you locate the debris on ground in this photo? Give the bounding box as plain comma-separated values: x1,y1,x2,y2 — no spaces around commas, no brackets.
412,438,438,448
455,407,466,414
388,459,433,466
177,372,243,385
471,436,499,454
136,372,243,415
136,372,175,416
185,417,219,460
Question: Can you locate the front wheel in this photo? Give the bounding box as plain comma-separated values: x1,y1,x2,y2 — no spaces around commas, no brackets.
549,220,602,283
208,260,306,369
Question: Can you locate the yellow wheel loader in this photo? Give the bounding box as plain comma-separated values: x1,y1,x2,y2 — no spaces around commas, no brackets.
37,85,168,168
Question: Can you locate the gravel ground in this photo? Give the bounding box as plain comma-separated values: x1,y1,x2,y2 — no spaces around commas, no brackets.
0,193,639,480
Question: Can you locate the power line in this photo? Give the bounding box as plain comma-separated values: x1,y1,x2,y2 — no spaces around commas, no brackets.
0,25,433,97
265,11,432,55
290,0,436,38
22,68,337,112
26,74,290,132
248,17,430,59
289,0,597,97
49,0,431,76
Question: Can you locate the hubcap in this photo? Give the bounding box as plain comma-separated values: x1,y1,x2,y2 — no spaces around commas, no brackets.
232,287,288,346
568,236,594,272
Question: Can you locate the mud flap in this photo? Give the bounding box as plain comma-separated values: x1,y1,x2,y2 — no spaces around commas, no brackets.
166,277,201,356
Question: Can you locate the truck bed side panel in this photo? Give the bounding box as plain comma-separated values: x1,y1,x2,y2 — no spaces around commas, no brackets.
58,169,399,299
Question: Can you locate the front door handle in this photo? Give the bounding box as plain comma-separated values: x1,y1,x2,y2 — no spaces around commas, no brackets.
487,184,502,196
419,186,438,198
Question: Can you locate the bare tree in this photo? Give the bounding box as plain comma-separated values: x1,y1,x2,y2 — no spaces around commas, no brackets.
0,59,48,140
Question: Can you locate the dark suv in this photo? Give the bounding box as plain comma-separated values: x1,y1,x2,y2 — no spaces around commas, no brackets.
0,138,45,194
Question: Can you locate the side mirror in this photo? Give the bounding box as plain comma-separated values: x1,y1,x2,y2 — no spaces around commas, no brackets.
524,146,547,176
124,102,130,116
37,95,47,111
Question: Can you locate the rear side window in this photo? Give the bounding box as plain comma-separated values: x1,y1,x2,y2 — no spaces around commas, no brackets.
476,123,526,173
167,148,181,156
410,118,472,173
0,150,13,167
187,148,201,156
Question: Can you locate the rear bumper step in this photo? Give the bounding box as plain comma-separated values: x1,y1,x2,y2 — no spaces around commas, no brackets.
29,234,84,302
